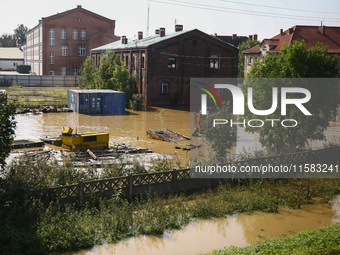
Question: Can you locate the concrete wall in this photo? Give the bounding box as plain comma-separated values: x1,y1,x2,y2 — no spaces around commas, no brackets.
0,59,24,71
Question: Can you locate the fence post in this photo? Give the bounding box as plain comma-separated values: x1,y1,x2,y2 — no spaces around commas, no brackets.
128,173,133,200
79,180,84,202
173,168,177,192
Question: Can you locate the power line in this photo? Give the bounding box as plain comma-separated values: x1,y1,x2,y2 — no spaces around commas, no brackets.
216,0,340,15
148,0,340,22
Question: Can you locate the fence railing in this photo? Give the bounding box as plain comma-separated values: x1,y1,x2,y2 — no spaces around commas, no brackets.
0,74,78,87
28,146,339,202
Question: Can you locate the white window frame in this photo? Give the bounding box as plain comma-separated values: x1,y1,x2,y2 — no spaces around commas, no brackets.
81,29,86,40
73,29,78,40
49,53,55,64
78,46,86,56
61,29,66,40
161,81,168,95
73,66,78,76
168,57,176,69
61,45,68,56
49,29,55,46
61,67,66,76
210,55,220,69
49,71,55,76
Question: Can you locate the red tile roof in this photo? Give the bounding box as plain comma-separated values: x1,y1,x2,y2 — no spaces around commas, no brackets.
243,25,340,54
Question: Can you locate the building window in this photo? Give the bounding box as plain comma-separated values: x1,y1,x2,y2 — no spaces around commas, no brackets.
73,29,78,40
78,18,81,23
161,82,168,94
61,67,66,76
49,54,55,64
61,29,66,39
141,56,145,69
248,57,252,65
81,29,86,40
50,71,54,76
125,56,129,66
49,29,55,46
73,67,78,76
210,55,219,69
61,45,68,56
78,46,86,56
168,57,176,69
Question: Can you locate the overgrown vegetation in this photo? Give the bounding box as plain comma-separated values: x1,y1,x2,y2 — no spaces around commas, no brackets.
1,155,340,255
0,92,16,171
206,223,340,255
79,51,136,108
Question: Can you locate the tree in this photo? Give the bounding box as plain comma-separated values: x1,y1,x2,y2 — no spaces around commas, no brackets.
0,34,16,47
79,50,136,107
14,24,28,46
242,41,340,154
0,92,17,171
203,102,237,162
79,57,98,88
238,39,260,78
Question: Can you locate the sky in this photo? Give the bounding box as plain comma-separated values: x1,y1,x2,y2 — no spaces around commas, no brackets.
2,0,340,41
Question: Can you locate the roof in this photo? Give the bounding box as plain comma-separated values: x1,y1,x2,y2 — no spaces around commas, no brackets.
91,29,237,52
217,35,249,47
69,89,124,94
43,5,114,23
244,25,340,54
0,48,24,60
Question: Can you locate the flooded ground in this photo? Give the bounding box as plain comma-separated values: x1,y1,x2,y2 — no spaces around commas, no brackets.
62,196,340,255
14,108,191,164
14,109,340,165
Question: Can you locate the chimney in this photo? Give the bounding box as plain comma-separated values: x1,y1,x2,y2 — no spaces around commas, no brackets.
232,34,237,40
248,35,253,40
280,29,284,36
175,24,183,32
121,36,128,44
155,29,159,35
138,31,143,40
214,33,217,37
319,25,325,35
159,27,165,37
253,34,258,41
77,5,82,8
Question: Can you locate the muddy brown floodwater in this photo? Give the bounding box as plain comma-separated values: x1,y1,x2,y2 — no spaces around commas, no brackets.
15,108,191,164
61,196,340,255
14,109,340,166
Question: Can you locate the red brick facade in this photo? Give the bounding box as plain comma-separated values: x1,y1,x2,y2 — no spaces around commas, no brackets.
41,5,119,76
91,29,238,106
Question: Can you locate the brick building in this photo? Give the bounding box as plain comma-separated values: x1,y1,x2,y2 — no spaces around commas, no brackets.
243,25,340,77
91,26,238,106
23,5,119,75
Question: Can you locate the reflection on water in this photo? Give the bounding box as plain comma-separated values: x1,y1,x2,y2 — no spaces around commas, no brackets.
63,197,340,255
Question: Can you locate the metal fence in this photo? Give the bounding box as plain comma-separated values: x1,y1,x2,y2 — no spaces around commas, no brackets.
0,74,79,87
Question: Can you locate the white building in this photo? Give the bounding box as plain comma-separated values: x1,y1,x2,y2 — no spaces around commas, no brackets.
0,47,24,71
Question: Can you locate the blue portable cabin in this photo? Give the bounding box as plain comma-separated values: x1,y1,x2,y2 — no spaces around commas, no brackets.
67,89,125,115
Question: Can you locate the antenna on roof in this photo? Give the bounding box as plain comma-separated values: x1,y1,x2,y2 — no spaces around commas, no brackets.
147,4,150,37
321,21,323,26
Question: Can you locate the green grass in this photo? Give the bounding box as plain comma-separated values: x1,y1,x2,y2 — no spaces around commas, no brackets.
205,224,340,255
2,158,340,254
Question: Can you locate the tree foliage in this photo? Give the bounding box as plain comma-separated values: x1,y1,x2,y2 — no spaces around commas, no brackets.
0,34,16,47
238,39,260,78
0,93,17,171
203,102,237,162
242,41,340,154
14,24,28,46
79,51,136,107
